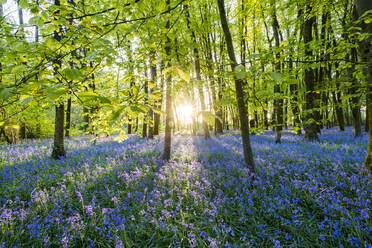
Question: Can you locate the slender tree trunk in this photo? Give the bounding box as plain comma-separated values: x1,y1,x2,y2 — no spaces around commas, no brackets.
127,120,132,134
52,103,66,159
313,17,322,134
303,5,318,141
126,42,135,135
17,1,26,140
185,7,210,139
283,94,288,130
319,11,328,130
353,0,372,171
216,77,224,134
35,0,41,138
142,65,148,138
217,0,256,173
188,80,197,135
148,55,156,139
332,61,345,131
65,97,72,137
348,50,362,137
162,0,173,161
51,0,65,159
134,117,138,133
343,6,362,137
263,107,269,130
290,77,302,134
153,62,164,136
366,94,369,132
206,54,218,134
88,64,97,137
345,106,352,126
271,3,283,143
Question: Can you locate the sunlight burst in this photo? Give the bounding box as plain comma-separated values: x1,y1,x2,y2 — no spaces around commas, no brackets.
176,103,194,125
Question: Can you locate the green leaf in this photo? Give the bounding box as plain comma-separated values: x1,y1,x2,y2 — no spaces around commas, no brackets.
78,91,98,99
148,82,156,89
45,87,67,101
87,51,98,61
152,107,164,115
0,88,11,100
269,72,283,82
132,85,139,96
19,0,29,8
98,96,111,104
29,16,44,27
63,68,83,81
110,105,126,120
129,105,146,114
176,68,190,82
21,96,33,105
235,71,246,80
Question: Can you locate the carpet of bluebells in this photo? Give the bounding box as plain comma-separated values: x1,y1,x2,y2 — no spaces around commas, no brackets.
0,127,371,247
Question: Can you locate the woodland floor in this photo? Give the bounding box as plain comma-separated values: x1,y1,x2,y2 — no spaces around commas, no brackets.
0,127,370,247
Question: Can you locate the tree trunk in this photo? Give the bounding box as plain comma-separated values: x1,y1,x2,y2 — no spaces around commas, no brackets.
366,93,369,132
303,5,318,141
19,123,26,140
271,3,283,143
290,80,302,134
142,65,148,138
35,1,41,138
217,0,256,173
162,0,173,161
353,0,372,171
65,97,72,137
148,55,156,139
216,77,224,134
319,11,328,130
52,103,66,159
263,107,269,130
348,48,362,137
332,61,345,131
185,6,210,139
134,117,138,133
153,63,164,136
51,0,66,159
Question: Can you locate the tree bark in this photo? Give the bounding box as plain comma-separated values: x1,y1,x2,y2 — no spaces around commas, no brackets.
148,55,156,139
303,5,318,141
153,62,164,136
353,0,372,171
126,42,135,135
333,61,345,131
162,0,173,161
65,97,72,137
52,103,66,159
289,76,302,134
271,2,283,143
348,49,362,137
216,77,224,134
217,0,256,173
51,0,66,159
366,93,369,132
142,65,148,138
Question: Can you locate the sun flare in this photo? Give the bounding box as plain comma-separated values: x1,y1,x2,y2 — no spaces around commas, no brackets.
176,104,194,125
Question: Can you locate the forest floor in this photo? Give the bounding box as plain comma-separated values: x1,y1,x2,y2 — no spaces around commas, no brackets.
0,127,370,247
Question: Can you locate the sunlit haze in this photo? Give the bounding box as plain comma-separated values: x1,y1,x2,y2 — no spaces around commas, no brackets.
176,104,194,125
